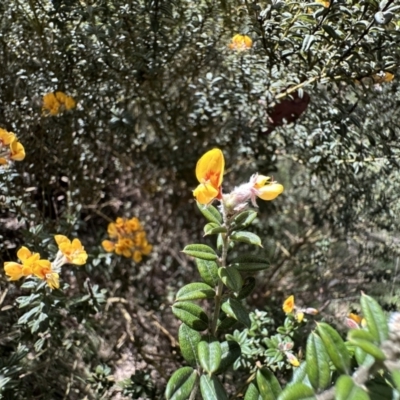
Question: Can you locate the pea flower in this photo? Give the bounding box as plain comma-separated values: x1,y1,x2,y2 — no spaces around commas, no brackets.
42,91,76,116
54,235,88,265
345,313,366,329
0,128,25,165
283,295,318,322
102,217,152,262
228,34,253,51
4,246,58,289
193,148,225,205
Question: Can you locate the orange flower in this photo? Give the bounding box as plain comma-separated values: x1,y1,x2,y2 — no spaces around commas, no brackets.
102,240,115,252
229,34,253,51
9,140,25,161
42,91,76,116
55,235,88,265
193,148,225,205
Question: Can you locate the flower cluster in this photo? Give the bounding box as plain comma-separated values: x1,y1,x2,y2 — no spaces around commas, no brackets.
102,217,152,263
4,235,88,289
283,295,318,322
42,91,76,116
193,148,283,210
228,34,253,51
0,128,25,166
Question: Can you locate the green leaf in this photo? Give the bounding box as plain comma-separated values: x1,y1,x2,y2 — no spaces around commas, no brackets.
230,255,270,272
335,375,370,400
165,367,197,400
196,258,219,287
257,368,282,399
198,337,222,374
232,210,258,230
216,341,241,373
347,338,385,361
236,277,256,300
172,302,209,331
289,362,309,386
204,223,227,236
183,244,218,261
231,231,262,247
179,324,201,367
391,370,400,392
18,304,43,325
347,329,376,343
176,283,215,301
221,298,251,328
218,267,243,292
199,374,228,400
316,322,351,374
277,383,316,400
322,25,343,40
245,382,263,400
197,202,222,224
360,293,388,344
306,333,331,391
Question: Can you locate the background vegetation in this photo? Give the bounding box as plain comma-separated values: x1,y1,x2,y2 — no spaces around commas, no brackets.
0,0,400,398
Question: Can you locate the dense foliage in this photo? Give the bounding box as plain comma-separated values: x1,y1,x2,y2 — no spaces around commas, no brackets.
0,0,400,398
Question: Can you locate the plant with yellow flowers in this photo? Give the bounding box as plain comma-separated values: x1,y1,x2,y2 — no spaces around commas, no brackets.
0,128,25,166
42,91,76,116
102,217,152,263
166,149,400,400
4,235,87,289
228,34,253,51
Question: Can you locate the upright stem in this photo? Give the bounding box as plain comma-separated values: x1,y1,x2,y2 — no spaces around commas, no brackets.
210,203,230,336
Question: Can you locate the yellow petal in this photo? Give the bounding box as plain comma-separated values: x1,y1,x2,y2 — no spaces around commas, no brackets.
64,96,76,110
55,92,67,103
133,251,142,263
254,175,271,189
17,246,33,262
296,312,304,323
195,148,225,188
55,235,70,246
257,183,284,201
193,183,219,205
4,262,24,280
102,240,115,252
283,295,295,314
229,34,253,50
348,313,363,324
0,128,16,145
46,272,60,290
10,141,25,161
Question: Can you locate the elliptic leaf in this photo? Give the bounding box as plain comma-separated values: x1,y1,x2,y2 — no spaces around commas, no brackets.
218,266,243,292
204,223,227,236
172,302,208,331
245,382,263,400
360,293,388,344
306,333,331,391
348,339,385,361
183,244,218,261
256,368,282,399
232,210,258,230
236,277,256,300
316,322,350,374
199,374,228,400
231,231,262,247
197,337,222,374
196,258,219,287
277,383,315,400
230,255,270,272
176,283,215,301
221,298,251,328
165,367,197,400
335,375,370,400
197,202,222,224
179,323,201,367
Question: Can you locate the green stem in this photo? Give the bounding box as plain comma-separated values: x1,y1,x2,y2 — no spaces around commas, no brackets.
210,203,230,336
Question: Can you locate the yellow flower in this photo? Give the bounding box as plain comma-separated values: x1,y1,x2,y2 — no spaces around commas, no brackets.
254,175,284,201
142,243,153,256
316,0,330,7
229,34,253,51
55,235,88,265
283,295,295,314
193,148,225,205
9,140,25,161
115,238,135,258
4,246,57,289
133,251,142,263
348,313,362,325
295,312,304,323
